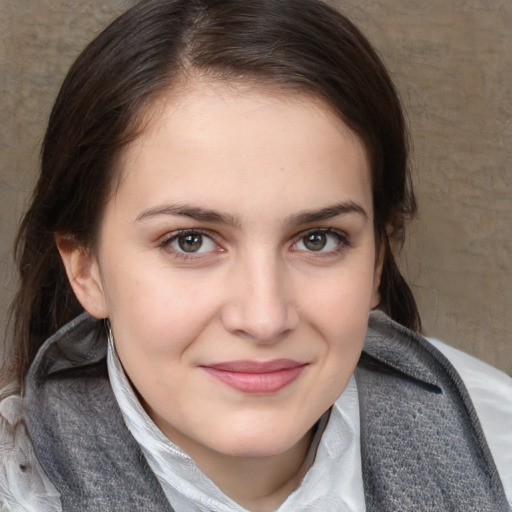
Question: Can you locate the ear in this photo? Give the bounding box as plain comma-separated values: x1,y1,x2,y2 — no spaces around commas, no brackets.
55,234,109,319
371,237,385,309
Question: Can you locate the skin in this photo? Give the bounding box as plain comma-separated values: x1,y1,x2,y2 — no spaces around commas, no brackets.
58,80,382,511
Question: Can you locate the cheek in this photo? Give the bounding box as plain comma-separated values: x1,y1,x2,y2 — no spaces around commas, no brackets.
305,265,376,322
301,264,375,363
103,259,223,356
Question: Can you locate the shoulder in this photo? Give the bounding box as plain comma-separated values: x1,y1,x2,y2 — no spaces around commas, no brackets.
0,389,62,512
426,338,512,504
427,337,512,400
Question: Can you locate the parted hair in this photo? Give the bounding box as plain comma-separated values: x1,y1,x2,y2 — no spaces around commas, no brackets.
5,0,420,388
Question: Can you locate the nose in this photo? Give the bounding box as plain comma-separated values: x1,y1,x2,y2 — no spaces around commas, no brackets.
220,252,299,343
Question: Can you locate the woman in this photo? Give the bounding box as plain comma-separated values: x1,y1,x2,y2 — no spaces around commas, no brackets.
1,0,510,510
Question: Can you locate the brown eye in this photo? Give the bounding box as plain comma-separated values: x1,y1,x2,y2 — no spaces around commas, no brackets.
178,234,203,253
167,231,218,255
303,233,327,251
293,229,349,255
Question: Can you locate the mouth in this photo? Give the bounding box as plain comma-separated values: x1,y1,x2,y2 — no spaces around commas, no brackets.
200,359,308,394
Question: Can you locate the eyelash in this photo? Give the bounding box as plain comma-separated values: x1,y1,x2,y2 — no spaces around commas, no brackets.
291,228,351,256
159,229,222,261
159,227,351,260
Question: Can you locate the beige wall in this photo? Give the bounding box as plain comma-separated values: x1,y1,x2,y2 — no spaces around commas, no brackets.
1,1,511,374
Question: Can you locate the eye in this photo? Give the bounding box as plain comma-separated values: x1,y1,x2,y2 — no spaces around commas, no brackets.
167,231,218,254
292,229,349,254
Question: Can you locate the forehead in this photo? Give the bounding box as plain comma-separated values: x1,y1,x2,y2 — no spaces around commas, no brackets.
112,80,372,222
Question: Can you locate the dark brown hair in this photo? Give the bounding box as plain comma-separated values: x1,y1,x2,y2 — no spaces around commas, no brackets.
5,0,419,388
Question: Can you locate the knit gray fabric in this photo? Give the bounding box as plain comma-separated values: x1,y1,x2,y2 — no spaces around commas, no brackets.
359,312,509,512
23,312,509,512
24,315,174,511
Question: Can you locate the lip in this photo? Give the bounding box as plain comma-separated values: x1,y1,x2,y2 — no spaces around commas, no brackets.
200,359,308,393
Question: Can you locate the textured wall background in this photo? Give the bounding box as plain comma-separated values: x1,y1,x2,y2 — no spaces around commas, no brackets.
1,1,511,374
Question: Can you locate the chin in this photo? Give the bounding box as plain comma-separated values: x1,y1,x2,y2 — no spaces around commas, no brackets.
210,427,308,459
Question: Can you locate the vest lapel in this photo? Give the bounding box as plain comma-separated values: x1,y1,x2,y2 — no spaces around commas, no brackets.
24,314,174,512
357,311,509,512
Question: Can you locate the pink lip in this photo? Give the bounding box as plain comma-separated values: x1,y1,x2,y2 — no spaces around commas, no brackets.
200,359,307,393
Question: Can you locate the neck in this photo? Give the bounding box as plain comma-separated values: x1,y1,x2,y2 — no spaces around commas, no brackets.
173,429,314,512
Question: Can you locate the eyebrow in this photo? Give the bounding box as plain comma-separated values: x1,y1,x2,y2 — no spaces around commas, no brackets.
285,201,368,227
136,204,240,227
136,201,367,227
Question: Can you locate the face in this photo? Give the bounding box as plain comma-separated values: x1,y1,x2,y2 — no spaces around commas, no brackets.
63,81,380,466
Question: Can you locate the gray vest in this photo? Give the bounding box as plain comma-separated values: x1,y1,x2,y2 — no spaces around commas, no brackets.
24,312,510,511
